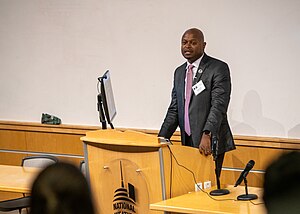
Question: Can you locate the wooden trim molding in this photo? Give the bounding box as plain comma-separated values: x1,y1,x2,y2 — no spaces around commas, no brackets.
0,120,98,135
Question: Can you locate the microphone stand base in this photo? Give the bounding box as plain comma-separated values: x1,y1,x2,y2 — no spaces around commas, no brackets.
210,189,230,196
237,194,258,201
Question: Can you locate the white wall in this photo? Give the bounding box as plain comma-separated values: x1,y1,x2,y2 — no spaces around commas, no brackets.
0,0,299,138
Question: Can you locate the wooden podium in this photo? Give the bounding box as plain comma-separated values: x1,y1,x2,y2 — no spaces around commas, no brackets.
81,130,215,214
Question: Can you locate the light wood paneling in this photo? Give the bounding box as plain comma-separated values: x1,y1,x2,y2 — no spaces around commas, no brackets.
0,130,26,150
224,146,286,170
0,121,89,167
162,145,215,198
25,132,84,155
0,120,300,194
0,152,26,165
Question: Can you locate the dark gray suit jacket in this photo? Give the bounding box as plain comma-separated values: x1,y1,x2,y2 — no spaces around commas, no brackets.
158,54,235,154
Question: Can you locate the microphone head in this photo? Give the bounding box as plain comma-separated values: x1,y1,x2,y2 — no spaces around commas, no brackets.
246,160,255,170
249,160,255,164
234,160,255,187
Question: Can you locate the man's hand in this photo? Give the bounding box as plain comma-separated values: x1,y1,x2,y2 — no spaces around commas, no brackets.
199,134,211,156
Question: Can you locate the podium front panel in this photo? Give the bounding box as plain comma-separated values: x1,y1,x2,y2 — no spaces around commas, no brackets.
82,130,215,214
86,142,163,214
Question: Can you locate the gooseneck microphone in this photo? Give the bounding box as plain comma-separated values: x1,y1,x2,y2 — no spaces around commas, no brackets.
209,135,230,196
234,160,255,187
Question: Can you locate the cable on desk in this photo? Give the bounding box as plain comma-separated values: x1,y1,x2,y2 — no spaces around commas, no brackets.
166,145,264,205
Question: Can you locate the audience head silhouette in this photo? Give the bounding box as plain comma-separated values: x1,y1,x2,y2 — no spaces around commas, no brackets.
263,151,300,214
30,162,95,214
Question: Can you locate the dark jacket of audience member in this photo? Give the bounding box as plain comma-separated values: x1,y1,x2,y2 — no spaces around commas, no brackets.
30,162,95,214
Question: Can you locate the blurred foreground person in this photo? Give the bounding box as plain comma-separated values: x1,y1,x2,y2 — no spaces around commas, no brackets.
30,162,95,214
263,151,300,214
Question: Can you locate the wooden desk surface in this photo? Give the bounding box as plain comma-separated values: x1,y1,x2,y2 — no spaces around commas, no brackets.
0,165,40,193
150,186,267,214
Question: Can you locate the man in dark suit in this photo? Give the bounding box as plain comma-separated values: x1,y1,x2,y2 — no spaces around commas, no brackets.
159,28,235,158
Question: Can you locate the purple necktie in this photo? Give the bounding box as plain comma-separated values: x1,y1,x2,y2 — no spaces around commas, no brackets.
184,64,194,136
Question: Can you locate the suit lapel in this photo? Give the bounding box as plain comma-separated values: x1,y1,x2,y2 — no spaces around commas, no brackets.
190,54,210,100
178,63,187,102
193,53,210,85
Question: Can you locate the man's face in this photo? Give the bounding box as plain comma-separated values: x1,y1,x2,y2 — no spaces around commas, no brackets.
181,32,206,63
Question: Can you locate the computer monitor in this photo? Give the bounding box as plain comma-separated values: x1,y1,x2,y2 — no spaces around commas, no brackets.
97,70,116,129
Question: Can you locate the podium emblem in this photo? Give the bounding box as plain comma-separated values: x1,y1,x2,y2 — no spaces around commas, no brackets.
113,161,136,213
